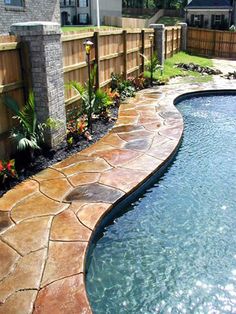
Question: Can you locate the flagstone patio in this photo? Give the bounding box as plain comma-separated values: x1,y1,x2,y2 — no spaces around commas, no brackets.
0,75,235,314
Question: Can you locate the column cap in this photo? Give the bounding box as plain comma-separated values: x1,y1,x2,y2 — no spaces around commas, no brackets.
149,24,165,30
178,22,188,28
11,22,61,36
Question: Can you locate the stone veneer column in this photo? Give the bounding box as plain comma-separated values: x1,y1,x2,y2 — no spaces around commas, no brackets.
150,24,165,66
178,23,188,52
11,21,66,147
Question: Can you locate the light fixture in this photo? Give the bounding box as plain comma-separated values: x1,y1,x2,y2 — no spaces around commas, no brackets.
83,39,93,55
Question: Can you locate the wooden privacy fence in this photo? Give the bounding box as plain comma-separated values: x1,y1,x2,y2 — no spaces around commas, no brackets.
165,26,181,59
62,29,155,108
187,27,236,59
0,35,30,158
0,26,182,158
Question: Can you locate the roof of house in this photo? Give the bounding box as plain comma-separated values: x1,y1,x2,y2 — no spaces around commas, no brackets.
186,0,232,8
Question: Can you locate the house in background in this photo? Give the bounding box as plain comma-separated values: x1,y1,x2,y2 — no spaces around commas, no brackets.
0,0,60,34
185,0,236,30
60,0,122,26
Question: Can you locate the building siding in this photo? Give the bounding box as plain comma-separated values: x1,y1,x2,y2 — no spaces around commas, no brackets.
0,0,61,34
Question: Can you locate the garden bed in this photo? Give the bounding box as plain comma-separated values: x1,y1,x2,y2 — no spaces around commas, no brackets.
0,106,118,197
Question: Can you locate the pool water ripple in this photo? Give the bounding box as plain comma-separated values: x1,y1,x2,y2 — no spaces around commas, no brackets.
86,95,236,313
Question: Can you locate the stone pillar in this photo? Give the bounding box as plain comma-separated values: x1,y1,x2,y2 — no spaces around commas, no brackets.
150,24,165,66
178,23,188,52
11,21,66,147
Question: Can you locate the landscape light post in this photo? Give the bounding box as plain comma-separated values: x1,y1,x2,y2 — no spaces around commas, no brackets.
83,39,94,131
149,33,154,87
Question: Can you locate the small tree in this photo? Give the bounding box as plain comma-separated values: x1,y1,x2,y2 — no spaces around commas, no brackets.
141,52,161,85
69,67,112,131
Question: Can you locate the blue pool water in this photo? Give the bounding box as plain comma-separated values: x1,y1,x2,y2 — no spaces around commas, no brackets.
86,95,236,313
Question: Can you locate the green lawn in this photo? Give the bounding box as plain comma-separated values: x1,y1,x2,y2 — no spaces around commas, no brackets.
122,14,153,19
145,52,214,83
62,26,120,32
157,16,184,26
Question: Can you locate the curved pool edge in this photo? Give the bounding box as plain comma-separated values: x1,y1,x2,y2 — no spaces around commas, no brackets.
0,82,235,314
84,86,236,313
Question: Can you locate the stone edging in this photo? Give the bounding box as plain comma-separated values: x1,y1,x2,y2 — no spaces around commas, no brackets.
0,81,235,314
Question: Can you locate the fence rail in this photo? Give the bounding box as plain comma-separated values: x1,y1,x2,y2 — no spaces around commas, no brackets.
62,29,154,109
187,27,236,59
165,26,181,58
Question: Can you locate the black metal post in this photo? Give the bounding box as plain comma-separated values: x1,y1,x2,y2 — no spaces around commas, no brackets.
87,53,92,132
150,39,153,87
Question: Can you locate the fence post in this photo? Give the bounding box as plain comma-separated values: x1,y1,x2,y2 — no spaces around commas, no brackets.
178,23,187,51
123,30,127,80
171,28,175,56
10,22,66,148
141,29,145,74
94,31,100,89
150,24,165,66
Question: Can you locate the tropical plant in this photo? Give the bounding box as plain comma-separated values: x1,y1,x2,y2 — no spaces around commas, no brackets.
69,67,112,130
141,52,161,85
0,159,17,185
3,92,56,158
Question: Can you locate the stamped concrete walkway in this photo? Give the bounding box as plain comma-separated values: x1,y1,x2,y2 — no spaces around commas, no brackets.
0,76,235,314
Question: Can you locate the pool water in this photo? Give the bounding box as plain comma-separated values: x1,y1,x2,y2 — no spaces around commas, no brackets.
86,95,236,313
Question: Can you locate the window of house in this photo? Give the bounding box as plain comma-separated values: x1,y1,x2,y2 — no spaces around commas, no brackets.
79,13,88,24
78,0,88,7
215,15,222,24
4,0,23,6
194,15,201,24
191,14,204,27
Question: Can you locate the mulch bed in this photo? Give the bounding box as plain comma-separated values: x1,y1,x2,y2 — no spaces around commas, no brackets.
0,106,119,198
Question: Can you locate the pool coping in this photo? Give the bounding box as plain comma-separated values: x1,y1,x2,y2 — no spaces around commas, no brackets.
0,83,235,313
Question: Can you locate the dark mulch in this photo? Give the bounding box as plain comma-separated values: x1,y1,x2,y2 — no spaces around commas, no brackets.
0,106,119,198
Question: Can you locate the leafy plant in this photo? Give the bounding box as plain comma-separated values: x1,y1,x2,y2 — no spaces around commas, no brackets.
3,92,56,158
0,159,17,185
141,52,161,86
110,73,136,101
106,88,120,106
69,67,112,130
127,76,148,90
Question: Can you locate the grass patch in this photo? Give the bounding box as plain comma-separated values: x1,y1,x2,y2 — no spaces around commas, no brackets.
62,26,120,32
157,16,184,26
144,52,214,83
122,14,152,19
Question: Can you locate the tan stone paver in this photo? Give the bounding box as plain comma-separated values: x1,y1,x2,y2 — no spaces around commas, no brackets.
41,241,87,287
0,74,235,313
77,203,112,230
2,216,52,255
0,249,47,303
0,290,38,314
50,209,91,241
34,274,90,314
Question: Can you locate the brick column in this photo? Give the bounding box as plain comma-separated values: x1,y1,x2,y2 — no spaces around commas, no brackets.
11,22,66,147
150,24,165,66
178,23,188,52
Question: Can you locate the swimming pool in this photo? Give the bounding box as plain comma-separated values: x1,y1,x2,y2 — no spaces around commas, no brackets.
86,94,236,313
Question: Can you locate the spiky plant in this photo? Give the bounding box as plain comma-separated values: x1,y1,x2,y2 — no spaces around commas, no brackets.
3,92,54,158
